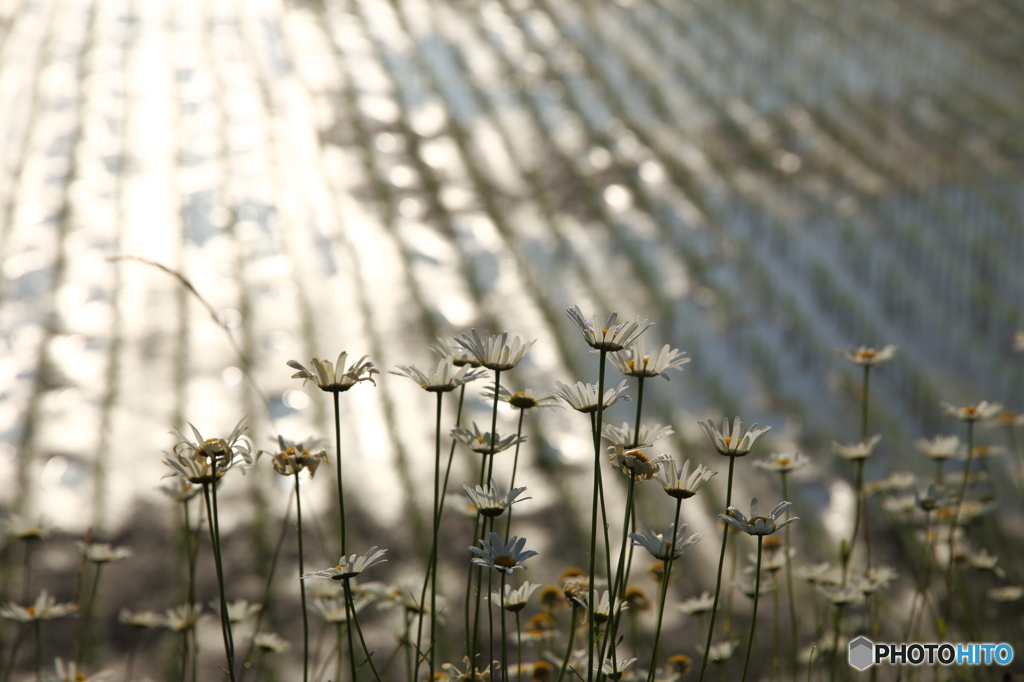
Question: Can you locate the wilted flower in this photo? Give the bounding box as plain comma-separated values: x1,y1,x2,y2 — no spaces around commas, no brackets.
914,435,960,461
481,384,561,410
609,339,689,379
158,477,203,503
441,657,492,682
754,452,809,474
832,434,881,461
566,305,651,352
463,478,531,518
941,401,1003,422
657,458,716,499
470,533,538,574
287,351,377,392
602,422,673,447
391,358,488,392
452,423,527,454
630,522,702,561
838,345,897,366
720,498,799,536
252,631,290,653
595,656,636,680
266,437,328,478
608,444,670,481
698,418,770,457
554,379,630,413
455,330,535,371
301,547,388,580
0,590,77,622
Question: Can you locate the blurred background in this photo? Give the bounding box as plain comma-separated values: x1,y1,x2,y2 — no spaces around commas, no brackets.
1,0,1023,677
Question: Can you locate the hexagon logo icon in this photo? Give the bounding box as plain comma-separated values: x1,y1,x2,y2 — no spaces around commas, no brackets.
848,636,874,671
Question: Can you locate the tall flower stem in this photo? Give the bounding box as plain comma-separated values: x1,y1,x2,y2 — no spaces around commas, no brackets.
500,573,509,682
943,420,975,630
2,624,24,682
504,408,527,543
294,472,310,682
588,350,608,682
646,496,683,682
344,578,383,682
698,455,736,682
203,473,237,682
828,605,844,682
631,376,645,449
33,621,41,680
842,459,866,586
781,473,799,679
739,536,764,682
76,563,103,667
333,392,348,556
601,471,637,675
439,385,467,516
415,393,445,682
515,610,523,682
555,606,579,682
344,576,359,682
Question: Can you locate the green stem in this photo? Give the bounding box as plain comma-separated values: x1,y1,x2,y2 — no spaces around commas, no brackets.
345,577,358,682
861,366,870,441
500,573,509,682
588,350,608,682
516,610,523,682
337,621,345,682
33,620,41,680
842,459,865,586
472,369,502,681
415,393,445,682
697,455,736,682
828,605,844,682
77,563,103,667
345,578,383,682
555,607,579,682
740,536,764,682
944,420,975,630
504,408,526,544
647,496,683,682
781,473,799,680
333,391,347,556
21,540,33,603
295,473,309,682
2,624,24,682
203,476,237,682
601,471,636,671
631,376,645,448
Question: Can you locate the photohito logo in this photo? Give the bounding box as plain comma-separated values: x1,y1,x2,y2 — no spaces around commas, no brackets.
848,637,1014,670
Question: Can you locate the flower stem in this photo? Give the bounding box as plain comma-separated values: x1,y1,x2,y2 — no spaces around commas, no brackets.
781,473,799,680
842,459,865,586
588,350,608,682
647,496,683,682
415,393,445,682
943,420,975,630
631,375,645,448
295,472,310,682
77,563,103,667
203,475,237,682
740,536,764,682
333,391,347,557
345,578,383,682
555,607,579,682
698,454,736,682
516,610,523,682
500,574,509,682
504,408,527,544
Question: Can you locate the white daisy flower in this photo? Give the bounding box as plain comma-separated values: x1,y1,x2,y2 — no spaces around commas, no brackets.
470,532,538,574
455,329,535,371
252,631,290,653
462,478,531,518
481,384,561,410
838,345,897,366
657,458,717,499
987,586,1024,602
265,437,328,478
451,423,526,454
554,379,630,414
753,452,809,474
118,608,164,629
78,542,132,564
679,591,715,616
831,434,881,461
566,305,652,352
287,351,377,392
630,522,702,561
162,603,204,632
914,435,960,461
698,418,771,457
429,336,483,367
4,514,54,541
42,658,113,682
705,640,740,663
914,483,955,512
940,400,1003,422
0,590,77,622
595,656,636,680
719,498,799,536
607,444,670,481
602,421,673,447
163,419,254,484
609,338,689,379
491,581,541,613
218,599,262,624
390,357,488,392
300,547,388,581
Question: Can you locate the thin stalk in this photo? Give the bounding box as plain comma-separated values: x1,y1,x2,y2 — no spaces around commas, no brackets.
33,621,41,681
415,392,445,682
860,366,870,441
333,391,347,556
125,629,140,682
516,611,523,682
337,621,345,682
438,384,467,517
842,459,865,586
600,471,636,673
781,473,799,680
944,420,975,628
828,605,844,682
345,576,358,682
504,408,527,543
473,369,503,681
646,496,683,682
295,472,310,682
771,575,781,682
739,536,764,682
2,624,24,682
344,578,383,682
500,573,509,682
203,474,237,682
555,607,579,682
77,563,103,667
21,541,33,603
631,376,645,449
698,455,736,682
588,350,608,682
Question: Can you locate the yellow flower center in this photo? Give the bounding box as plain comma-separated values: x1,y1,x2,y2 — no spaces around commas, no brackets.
858,350,876,360
494,555,517,569
722,437,734,446
626,359,635,369
964,406,977,415
776,458,791,467
26,605,35,615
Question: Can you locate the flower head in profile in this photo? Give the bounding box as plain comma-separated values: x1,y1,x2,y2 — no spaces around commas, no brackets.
657,458,717,499
967,548,1005,577
118,608,164,629
252,631,290,653
623,587,651,613
914,435,960,461
0,590,77,622
452,423,526,454
301,547,388,581
832,434,881,461
266,437,328,478
705,640,739,664
158,478,203,503
78,541,132,564
630,522,702,561
602,421,673,448
429,337,482,367
470,532,538,574
720,498,799,536
288,351,377,392
491,581,540,612
856,566,898,594
391,358,488,392
481,384,561,410
566,305,651,352
41,658,113,682
609,338,689,379
698,418,770,457
596,656,636,681
217,599,262,624
988,586,1024,602
163,419,254,484
608,444,670,481
914,483,955,512
754,452,809,474
678,591,715,616
940,401,1003,422
838,345,897,367
462,478,531,518
554,379,630,414
4,514,54,541
455,330,535,371
817,583,864,607
163,603,204,632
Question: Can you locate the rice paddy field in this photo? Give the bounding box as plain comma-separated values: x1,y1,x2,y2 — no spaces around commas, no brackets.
1,0,1023,680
